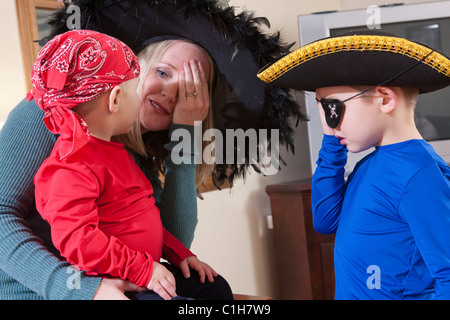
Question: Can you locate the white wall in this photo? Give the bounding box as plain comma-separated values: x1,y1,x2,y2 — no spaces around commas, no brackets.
0,0,27,129
2,0,441,299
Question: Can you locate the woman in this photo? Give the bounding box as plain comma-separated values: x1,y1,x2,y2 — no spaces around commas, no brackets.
0,0,303,299
117,39,216,249
0,38,213,300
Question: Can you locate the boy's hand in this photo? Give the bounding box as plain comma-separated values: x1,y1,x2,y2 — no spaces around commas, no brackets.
146,262,177,300
179,256,218,283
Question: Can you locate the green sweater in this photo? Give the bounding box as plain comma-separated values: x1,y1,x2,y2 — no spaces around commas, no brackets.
0,98,198,299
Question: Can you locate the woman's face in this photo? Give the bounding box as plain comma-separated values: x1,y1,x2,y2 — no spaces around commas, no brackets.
139,41,212,132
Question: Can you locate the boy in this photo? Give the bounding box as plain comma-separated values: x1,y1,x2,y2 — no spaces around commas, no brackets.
29,30,230,300
257,31,450,299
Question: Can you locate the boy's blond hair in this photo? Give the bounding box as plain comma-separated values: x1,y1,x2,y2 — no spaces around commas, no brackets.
352,86,419,109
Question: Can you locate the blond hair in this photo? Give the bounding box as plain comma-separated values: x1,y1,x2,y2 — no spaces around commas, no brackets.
115,39,215,188
352,85,419,108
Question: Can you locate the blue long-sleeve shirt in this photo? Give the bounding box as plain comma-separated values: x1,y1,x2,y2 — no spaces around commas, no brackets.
312,135,450,300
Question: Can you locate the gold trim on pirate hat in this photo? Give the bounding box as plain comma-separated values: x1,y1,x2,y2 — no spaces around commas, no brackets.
257,30,450,93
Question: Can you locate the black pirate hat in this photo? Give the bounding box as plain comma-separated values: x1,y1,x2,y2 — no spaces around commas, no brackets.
44,0,306,188
257,30,450,94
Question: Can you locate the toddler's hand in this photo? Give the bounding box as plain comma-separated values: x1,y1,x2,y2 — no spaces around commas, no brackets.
147,262,177,300
179,256,218,283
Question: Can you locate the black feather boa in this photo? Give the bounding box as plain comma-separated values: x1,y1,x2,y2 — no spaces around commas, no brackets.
42,0,307,189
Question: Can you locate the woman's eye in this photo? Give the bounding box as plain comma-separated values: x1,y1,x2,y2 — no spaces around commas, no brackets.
156,69,169,78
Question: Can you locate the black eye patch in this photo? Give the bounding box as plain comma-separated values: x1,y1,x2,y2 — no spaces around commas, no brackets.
316,98,345,129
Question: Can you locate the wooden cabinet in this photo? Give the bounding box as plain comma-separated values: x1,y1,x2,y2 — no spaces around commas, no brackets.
266,179,335,300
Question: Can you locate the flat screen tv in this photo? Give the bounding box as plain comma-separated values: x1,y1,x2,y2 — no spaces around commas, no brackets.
298,1,450,176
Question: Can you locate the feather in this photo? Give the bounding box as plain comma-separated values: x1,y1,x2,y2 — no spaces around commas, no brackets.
40,0,308,189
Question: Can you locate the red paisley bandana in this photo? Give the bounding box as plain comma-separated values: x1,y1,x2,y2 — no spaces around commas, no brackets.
27,30,140,159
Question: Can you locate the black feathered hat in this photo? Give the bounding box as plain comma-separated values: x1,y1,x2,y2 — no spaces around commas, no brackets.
257,30,450,93
45,0,306,188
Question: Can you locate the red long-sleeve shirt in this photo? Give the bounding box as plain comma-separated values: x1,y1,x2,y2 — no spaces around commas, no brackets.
34,136,194,287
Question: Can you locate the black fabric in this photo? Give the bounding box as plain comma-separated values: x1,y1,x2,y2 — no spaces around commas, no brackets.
126,263,234,300
318,99,345,129
42,0,306,187
269,49,450,93
260,30,450,94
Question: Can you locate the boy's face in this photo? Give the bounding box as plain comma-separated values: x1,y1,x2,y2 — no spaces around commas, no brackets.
316,86,385,153
116,77,140,134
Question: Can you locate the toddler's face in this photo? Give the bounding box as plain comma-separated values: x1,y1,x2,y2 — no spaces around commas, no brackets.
316,86,385,153
116,77,140,135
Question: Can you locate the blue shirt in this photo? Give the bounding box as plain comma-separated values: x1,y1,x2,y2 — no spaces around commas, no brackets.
312,135,450,300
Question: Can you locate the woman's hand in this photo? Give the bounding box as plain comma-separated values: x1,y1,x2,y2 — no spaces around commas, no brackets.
179,256,218,283
93,278,146,300
146,261,177,300
172,60,210,126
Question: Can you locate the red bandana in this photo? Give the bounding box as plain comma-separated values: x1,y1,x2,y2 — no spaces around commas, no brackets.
27,30,140,159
